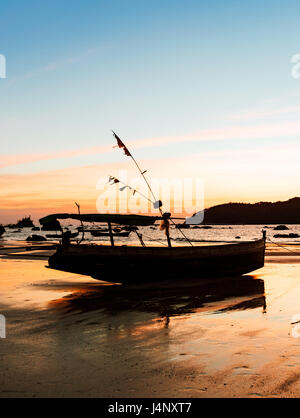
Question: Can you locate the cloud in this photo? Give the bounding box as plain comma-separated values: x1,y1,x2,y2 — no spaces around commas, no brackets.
3,44,110,88
229,106,300,121
2,120,300,170
0,144,112,169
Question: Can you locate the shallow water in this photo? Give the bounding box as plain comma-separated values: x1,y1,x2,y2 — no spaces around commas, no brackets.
2,223,300,244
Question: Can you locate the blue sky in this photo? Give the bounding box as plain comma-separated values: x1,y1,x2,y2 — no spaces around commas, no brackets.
1,0,300,220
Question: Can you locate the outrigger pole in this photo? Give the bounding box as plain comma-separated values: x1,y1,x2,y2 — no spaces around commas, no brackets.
112,131,193,247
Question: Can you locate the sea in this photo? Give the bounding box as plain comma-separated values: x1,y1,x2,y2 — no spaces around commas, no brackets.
1,223,300,245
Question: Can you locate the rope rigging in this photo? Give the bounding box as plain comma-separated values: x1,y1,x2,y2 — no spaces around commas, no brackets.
266,236,300,256
111,131,194,246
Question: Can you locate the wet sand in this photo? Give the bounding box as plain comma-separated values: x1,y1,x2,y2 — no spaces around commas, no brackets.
1,241,300,397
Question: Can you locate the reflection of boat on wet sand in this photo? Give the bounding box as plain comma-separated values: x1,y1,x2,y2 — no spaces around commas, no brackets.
40,212,266,283
50,275,266,318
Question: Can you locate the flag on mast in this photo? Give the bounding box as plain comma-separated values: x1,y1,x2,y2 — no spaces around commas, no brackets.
112,131,132,157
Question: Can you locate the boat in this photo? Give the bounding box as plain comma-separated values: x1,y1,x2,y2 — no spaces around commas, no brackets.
40,213,266,283
40,132,266,283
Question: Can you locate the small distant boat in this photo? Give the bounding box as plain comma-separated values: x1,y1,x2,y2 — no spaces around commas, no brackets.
46,231,79,239
77,225,132,237
274,233,300,239
0,225,5,237
90,230,131,237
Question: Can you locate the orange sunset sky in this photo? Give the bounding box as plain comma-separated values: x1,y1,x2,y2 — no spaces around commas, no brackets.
1,125,300,224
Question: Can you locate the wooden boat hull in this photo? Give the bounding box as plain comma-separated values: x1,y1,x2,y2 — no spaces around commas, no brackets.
48,238,265,283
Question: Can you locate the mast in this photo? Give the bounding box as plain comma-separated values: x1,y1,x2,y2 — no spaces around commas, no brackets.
112,131,193,247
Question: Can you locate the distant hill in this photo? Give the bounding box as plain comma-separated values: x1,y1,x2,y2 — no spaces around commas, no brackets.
202,197,300,224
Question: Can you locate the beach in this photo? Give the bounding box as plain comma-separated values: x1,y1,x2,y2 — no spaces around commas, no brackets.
3,0,300,401
1,236,300,398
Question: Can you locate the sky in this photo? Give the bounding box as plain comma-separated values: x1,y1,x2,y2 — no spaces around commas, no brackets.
1,0,300,222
